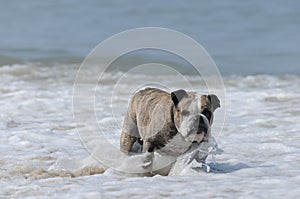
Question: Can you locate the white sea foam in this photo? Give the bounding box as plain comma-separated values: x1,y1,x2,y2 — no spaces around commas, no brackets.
0,64,300,198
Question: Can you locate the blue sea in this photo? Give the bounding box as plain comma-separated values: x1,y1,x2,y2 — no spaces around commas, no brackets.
0,0,299,75
0,1,300,198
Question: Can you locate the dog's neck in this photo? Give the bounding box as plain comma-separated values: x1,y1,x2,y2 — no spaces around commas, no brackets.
169,104,178,136
170,104,175,124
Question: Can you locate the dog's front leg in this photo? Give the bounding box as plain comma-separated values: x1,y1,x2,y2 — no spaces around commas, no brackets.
140,141,154,170
141,152,154,171
120,131,137,154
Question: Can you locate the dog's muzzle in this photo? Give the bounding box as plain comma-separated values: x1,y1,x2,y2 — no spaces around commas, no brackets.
189,115,210,143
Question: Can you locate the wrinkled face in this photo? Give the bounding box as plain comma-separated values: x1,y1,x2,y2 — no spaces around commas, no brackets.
171,90,220,143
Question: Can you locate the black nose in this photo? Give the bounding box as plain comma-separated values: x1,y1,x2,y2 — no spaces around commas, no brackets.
202,108,212,123
198,116,208,134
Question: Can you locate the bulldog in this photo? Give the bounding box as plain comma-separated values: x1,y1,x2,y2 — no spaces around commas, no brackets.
120,88,220,173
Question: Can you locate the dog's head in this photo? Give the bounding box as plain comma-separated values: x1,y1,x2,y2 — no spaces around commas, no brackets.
171,89,220,143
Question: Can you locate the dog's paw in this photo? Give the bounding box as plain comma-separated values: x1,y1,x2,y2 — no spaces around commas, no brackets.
141,152,153,169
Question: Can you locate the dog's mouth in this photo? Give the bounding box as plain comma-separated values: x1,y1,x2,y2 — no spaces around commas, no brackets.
196,132,208,143
188,132,207,143
181,114,210,143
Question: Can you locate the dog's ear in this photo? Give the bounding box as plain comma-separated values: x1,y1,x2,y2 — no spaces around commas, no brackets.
171,89,188,106
208,94,220,111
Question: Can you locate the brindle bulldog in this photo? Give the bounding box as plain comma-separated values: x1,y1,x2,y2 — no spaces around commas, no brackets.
120,88,220,172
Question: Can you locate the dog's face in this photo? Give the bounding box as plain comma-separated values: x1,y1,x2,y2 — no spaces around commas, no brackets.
171,90,220,143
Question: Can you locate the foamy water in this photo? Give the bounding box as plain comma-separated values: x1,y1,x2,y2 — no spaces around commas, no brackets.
1,64,300,198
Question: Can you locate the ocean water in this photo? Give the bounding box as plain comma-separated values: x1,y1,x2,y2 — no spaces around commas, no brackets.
1,64,299,198
0,0,299,75
1,1,300,198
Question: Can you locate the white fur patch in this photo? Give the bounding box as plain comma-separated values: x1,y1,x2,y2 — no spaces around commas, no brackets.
177,95,203,139
196,94,202,112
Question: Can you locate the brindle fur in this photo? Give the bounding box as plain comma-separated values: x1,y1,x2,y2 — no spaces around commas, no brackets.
120,88,177,154
120,88,220,155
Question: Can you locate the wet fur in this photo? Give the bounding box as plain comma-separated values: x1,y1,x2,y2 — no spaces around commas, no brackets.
120,88,220,156
120,88,177,154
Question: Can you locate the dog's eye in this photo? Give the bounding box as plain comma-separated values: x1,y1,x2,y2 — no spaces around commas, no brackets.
181,110,190,116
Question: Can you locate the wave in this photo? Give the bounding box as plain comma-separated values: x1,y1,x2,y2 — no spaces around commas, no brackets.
1,63,299,86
